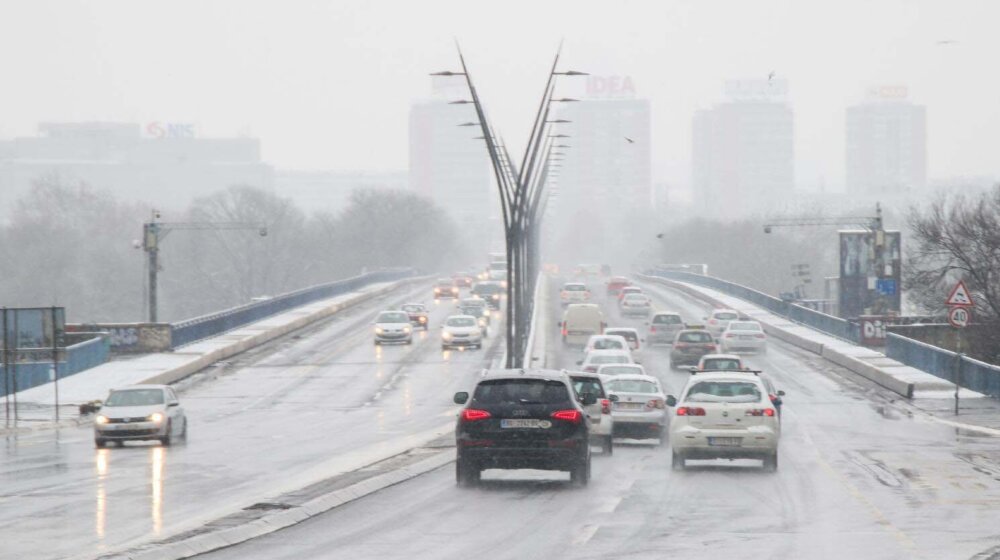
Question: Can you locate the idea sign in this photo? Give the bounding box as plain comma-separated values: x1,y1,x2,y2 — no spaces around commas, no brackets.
585,75,637,99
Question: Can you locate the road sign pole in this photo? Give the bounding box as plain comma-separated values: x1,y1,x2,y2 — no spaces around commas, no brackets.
955,331,962,416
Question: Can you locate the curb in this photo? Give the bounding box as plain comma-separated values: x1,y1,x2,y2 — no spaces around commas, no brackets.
111,449,455,560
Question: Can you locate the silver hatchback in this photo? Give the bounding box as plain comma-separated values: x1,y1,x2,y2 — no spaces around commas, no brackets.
94,384,187,447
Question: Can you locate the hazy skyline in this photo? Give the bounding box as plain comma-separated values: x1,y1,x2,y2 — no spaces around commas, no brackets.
1,0,997,193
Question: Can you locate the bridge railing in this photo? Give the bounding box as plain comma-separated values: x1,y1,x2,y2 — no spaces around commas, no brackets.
886,333,1000,397
1,333,110,398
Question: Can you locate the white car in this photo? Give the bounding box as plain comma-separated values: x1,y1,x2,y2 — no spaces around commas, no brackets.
620,293,652,317
560,282,591,306
579,349,633,373
441,315,484,350
604,327,643,363
720,321,768,353
597,364,647,377
647,312,684,345
668,371,780,471
604,374,668,442
705,308,741,337
374,310,413,345
569,372,615,454
697,354,747,372
583,334,631,356
94,384,187,447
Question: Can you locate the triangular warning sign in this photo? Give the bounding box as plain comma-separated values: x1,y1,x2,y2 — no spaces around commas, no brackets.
946,280,974,306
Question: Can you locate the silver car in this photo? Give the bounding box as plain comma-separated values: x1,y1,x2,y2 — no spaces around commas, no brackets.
374,310,413,345
94,384,187,447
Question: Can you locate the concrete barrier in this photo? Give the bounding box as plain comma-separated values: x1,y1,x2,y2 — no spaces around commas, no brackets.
523,274,549,369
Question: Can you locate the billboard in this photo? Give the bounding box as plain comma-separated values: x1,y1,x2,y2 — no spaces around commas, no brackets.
838,231,901,318
1,307,66,363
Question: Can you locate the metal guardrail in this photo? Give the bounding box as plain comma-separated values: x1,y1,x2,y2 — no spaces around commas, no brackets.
886,333,1000,397
645,268,861,344
1,334,110,398
170,268,415,348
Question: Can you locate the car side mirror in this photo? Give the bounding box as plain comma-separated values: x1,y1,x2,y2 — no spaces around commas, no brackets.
453,392,469,405
777,390,786,397
581,393,597,406
665,395,677,407
609,394,620,402
168,401,179,407
576,360,583,366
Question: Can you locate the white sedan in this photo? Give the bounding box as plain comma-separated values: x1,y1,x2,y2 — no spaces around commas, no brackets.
668,371,780,471
604,374,668,442
441,315,483,350
720,320,768,353
94,384,187,447
620,293,652,318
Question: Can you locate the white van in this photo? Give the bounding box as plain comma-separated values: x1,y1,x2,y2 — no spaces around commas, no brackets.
561,304,605,347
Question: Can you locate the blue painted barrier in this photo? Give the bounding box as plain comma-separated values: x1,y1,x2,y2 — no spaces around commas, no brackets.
170,268,415,348
1,334,110,397
886,333,1000,398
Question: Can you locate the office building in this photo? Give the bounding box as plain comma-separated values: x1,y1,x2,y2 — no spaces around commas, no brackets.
846,88,926,195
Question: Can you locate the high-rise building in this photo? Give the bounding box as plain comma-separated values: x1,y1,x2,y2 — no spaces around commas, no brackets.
0,122,273,212
692,79,794,214
408,78,493,249
846,87,926,195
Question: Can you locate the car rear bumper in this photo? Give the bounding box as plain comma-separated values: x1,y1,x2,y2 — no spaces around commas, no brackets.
458,444,587,470
670,426,778,457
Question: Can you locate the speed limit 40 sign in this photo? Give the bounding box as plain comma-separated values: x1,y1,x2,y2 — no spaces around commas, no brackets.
948,306,971,328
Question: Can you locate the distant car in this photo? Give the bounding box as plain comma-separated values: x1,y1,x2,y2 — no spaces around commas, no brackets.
603,327,643,363
434,278,460,299
441,315,484,350
605,276,631,296
697,354,747,372
400,303,429,330
472,281,504,309
457,298,491,334
669,328,717,368
720,320,768,353
569,372,615,454
583,334,631,356
600,264,612,276
620,293,652,317
452,272,474,288
453,369,593,486
597,363,647,377
604,374,668,442
647,312,684,345
705,308,741,337
579,349,633,373
94,384,187,448
617,286,643,303
374,310,413,345
561,304,606,347
668,371,780,471
559,282,591,306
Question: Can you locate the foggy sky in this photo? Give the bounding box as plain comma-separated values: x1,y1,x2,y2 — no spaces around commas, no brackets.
1,0,997,192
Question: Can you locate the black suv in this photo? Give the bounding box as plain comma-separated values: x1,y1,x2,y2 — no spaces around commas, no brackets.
453,370,594,487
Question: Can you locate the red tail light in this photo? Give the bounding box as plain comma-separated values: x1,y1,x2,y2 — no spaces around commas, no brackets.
561,327,568,336
551,410,583,423
461,409,491,422
600,399,611,414
675,342,689,349
709,319,717,324
676,406,706,416
650,326,657,332
745,408,776,417
647,399,665,409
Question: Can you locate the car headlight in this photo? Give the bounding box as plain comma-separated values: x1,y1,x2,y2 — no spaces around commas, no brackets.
148,412,165,423
482,309,490,317
479,318,487,327
442,332,453,340
375,327,384,335
403,326,412,333
434,288,441,293
492,295,499,300
95,415,109,425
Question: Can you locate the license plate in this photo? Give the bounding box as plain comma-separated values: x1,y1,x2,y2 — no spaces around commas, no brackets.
739,335,754,340
616,402,645,410
500,419,550,429
567,330,587,336
708,437,742,447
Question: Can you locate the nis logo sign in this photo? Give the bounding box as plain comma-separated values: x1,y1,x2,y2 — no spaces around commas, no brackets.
145,122,196,139
585,75,637,99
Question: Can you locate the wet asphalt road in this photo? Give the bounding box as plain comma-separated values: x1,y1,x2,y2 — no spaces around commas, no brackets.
193,278,1000,560
0,282,501,560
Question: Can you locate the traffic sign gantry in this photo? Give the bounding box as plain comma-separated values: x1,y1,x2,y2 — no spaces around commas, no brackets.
948,306,971,328
946,280,973,307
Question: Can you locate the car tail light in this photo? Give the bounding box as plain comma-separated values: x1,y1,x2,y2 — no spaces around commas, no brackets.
725,333,735,338
650,326,657,332
675,342,689,349
709,319,717,324
461,409,491,422
745,408,776,417
551,410,583,423
600,399,611,414
647,399,664,409
676,406,706,416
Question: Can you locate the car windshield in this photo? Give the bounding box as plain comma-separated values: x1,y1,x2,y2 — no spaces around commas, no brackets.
105,389,164,407
686,381,762,403
571,378,606,399
591,339,624,350
599,366,642,376
377,312,409,323
563,284,586,291
678,331,713,343
447,317,476,327
606,331,638,342
714,312,739,320
703,359,742,370
729,322,761,331
606,379,658,394
653,315,682,325
590,355,629,364
473,379,570,405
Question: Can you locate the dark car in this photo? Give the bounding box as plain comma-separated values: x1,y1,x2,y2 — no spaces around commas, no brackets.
434,278,459,299
452,272,474,288
400,303,429,330
669,328,718,368
453,370,594,487
471,281,504,309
